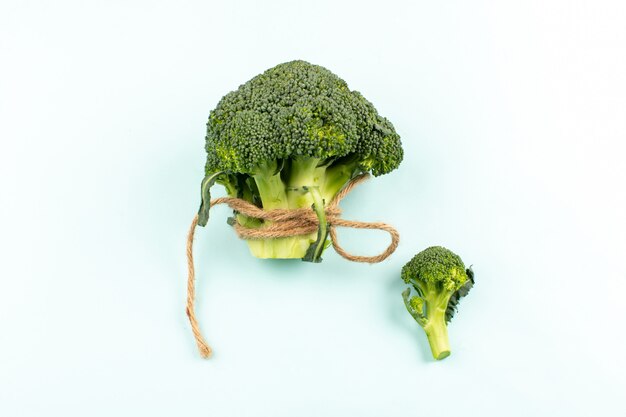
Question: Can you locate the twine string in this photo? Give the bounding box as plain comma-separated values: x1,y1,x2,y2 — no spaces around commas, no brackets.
185,173,400,358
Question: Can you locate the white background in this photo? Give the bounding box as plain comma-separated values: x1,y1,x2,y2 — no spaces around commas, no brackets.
1,1,625,416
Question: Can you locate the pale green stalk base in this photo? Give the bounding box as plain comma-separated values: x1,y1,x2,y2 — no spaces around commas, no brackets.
424,310,451,360
237,156,358,260
403,287,453,360
245,235,315,259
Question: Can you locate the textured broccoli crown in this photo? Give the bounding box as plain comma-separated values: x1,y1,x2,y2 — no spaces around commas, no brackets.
401,246,467,292
205,60,402,176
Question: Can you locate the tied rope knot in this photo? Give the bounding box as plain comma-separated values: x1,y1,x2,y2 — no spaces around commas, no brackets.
186,173,400,358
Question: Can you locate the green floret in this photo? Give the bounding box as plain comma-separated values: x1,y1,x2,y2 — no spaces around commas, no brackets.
401,246,474,360
401,246,467,291
198,60,403,261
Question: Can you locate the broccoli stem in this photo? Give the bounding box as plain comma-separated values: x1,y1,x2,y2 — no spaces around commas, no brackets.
288,157,324,188
302,185,328,262
245,159,317,259
323,161,359,200
253,167,288,210
403,287,452,360
240,156,360,259
286,157,324,208
423,307,451,360
245,168,306,258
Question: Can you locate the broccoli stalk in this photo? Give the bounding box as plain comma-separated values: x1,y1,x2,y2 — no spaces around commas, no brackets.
237,157,358,259
199,60,403,262
402,286,452,360
247,161,302,258
401,246,474,360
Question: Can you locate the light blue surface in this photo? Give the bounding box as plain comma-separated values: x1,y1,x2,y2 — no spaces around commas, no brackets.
1,1,625,416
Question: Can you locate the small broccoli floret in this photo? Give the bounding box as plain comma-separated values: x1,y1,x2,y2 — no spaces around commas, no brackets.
401,246,474,360
199,60,403,261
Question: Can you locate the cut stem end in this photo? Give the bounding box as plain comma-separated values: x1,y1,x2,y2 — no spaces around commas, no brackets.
424,314,451,361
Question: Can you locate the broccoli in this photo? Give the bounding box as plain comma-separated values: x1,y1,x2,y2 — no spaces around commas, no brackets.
401,246,474,360
198,60,403,261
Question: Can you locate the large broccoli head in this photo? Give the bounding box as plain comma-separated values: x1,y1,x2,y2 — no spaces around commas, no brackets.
199,60,403,261
205,60,402,177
